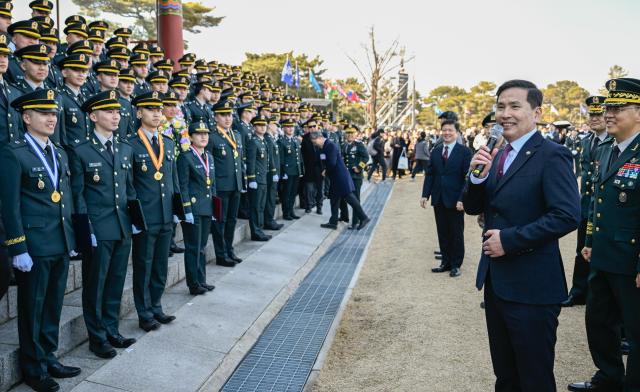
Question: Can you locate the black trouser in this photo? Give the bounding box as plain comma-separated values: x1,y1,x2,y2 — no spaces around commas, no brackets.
569,218,590,299
340,178,363,225
484,277,560,392
367,155,387,181
282,175,299,218
16,254,69,378
83,237,131,344
132,222,172,322
433,203,464,269
330,192,367,225
297,177,307,209
264,176,278,226
249,184,267,236
411,159,429,178
211,190,241,258
391,149,403,178
238,191,250,219
182,216,211,289
586,268,640,390
305,179,323,210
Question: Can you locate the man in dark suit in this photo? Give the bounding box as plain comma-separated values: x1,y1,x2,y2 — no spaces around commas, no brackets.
464,80,580,392
420,120,472,277
301,117,324,214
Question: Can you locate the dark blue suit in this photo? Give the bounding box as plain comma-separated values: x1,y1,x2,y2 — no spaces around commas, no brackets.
423,142,471,269
464,131,580,392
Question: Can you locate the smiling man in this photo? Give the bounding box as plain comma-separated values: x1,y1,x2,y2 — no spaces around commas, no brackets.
464,79,580,392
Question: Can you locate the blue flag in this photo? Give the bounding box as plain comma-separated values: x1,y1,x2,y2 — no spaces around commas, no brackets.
281,57,293,86
294,62,300,89
434,105,443,116
309,69,322,93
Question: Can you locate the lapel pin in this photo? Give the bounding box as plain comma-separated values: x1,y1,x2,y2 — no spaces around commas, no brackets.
525,151,531,155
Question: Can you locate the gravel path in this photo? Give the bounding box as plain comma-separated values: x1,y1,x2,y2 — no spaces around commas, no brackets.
310,178,594,392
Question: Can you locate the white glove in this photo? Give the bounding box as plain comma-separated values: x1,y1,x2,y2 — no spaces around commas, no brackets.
185,212,194,224
249,181,258,189
132,225,142,234
283,174,288,180
272,174,279,182
69,250,78,258
211,216,217,221
91,234,97,247
240,188,247,194
13,252,33,272
173,215,180,224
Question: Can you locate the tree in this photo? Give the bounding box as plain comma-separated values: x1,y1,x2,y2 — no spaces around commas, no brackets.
542,80,589,124
70,0,224,41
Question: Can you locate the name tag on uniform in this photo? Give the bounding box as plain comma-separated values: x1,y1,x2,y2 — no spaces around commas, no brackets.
88,162,102,168
31,166,46,173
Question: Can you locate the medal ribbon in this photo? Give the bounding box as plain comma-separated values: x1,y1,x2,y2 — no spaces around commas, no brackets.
217,126,237,152
137,129,164,172
190,145,209,178
24,132,58,191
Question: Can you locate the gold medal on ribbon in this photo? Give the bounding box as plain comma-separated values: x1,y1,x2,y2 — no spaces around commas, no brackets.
137,129,165,180
234,150,239,158
51,191,61,203
37,178,45,189
93,172,100,182
206,177,211,185
154,171,163,181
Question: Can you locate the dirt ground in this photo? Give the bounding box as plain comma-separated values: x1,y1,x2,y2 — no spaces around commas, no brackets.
310,178,595,392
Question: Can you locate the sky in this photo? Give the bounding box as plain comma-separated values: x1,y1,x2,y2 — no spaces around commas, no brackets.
16,0,640,96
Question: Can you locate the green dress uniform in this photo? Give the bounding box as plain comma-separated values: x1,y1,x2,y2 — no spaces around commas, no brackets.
0,89,76,380
0,77,24,146
341,129,369,228
208,100,245,262
128,92,180,326
278,130,302,219
263,131,281,228
69,91,139,349
184,96,215,131
246,117,270,239
117,68,139,139
234,119,253,220
177,123,216,292
582,79,640,391
59,85,91,147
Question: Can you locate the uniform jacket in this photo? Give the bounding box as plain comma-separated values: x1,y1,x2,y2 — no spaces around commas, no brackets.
177,148,216,216
208,126,245,192
278,135,302,176
342,140,369,179
246,134,269,185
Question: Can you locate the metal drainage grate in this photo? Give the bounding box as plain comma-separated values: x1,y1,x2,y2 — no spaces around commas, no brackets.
222,182,392,392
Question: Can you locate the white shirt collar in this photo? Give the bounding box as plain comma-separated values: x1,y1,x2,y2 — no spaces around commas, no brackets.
613,132,640,153
506,128,537,153
442,140,456,152
94,131,113,147
142,128,158,140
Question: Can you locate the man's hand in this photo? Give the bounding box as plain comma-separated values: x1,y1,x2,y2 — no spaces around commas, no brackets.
581,247,592,262
636,273,640,289
470,146,499,179
352,167,360,173
483,229,505,257
420,197,429,209
456,201,464,212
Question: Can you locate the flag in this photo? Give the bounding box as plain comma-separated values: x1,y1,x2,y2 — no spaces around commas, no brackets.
309,69,322,93
434,105,443,116
281,56,293,86
579,103,588,115
549,104,559,114
294,62,300,89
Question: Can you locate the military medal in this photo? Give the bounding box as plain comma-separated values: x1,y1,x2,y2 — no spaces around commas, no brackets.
619,192,628,203
222,149,227,156
190,145,210,186
72,116,77,124
217,126,239,160
206,177,211,185
137,129,165,181
24,133,60,204
93,171,100,182
234,150,239,158
261,153,265,159
141,162,148,172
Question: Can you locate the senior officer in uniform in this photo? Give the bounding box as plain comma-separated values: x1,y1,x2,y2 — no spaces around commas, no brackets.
208,99,245,266
246,115,272,241
177,120,217,296
278,118,302,220
341,124,369,229
569,78,640,392
128,91,179,332
0,89,80,392
69,90,139,359
563,96,613,308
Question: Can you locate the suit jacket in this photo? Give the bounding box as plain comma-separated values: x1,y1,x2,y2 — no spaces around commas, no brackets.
320,139,354,198
422,143,471,209
301,133,322,182
463,131,580,305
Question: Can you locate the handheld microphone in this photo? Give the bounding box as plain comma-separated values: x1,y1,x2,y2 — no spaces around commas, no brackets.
472,124,504,178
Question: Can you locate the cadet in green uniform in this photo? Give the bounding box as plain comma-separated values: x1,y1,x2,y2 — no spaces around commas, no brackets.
0,33,23,146
69,90,138,359
130,53,150,98
58,54,91,147
278,118,302,220
0,89,80,392
129,91,179,332
246,115,271,241
183,81,215,131
263,117,283,230
6,20,41,85
116,68,137,138
341,124,369,229
177,120,216,296
563,96,612,308
208,99,245,266
569,78,640,392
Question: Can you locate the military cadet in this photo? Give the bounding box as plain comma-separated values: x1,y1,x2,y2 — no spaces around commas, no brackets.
562,96,612,308
0,33,23,146
184,81,215,130
246,115,272,241
88,27,107,63
55,21,88,64
115,68,136,138
29,0,53,17
58,15,86,55
149,46,164,69
147,69,169,94
278,118,302,220
112,27,133,44
58,54,91,148
93,59,120,93
39,27,64,91
177,120,217,296
208,99,244,266
234,101,255,220
6,20,41,85
106,45,130,70
0,89,80,392
264,116,283,230
569,78,640,392
0,2,12,33
341,124,369,229
129,91,180,332
69,90,138,359
130,53,150,97
169,76,190,110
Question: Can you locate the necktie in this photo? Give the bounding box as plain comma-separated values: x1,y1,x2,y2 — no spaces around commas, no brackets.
105,140,113,157
44,145,54,167
609,145,620,169
496,144,513,180
151,135,159,155
442,145,449,163
0,82,6,104
590,136,600,156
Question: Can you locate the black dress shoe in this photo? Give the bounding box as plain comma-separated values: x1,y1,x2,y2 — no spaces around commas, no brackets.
228,253,243,263
561,294,586,307
431,265,451,273
568,381,616,391
320,223,338,229
434,250,441,255
357,217,371,230
339,217,350,223
202,283,215,291
189,286,207,295
348,225,357,230
291,214,301,219
170,245,185,254
283,216,293,221
47,362,82,378
480,301,485,309
251,234,270,241
89,341,117,359
264,223,284,230
316,207,322,214
435,255,443,260
107,334,136,348
139,318,160,331
216,257,236,267
24,375,60,392
622,340,630,355
154,313,176,324
305,208,312,213
449,267,461,277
